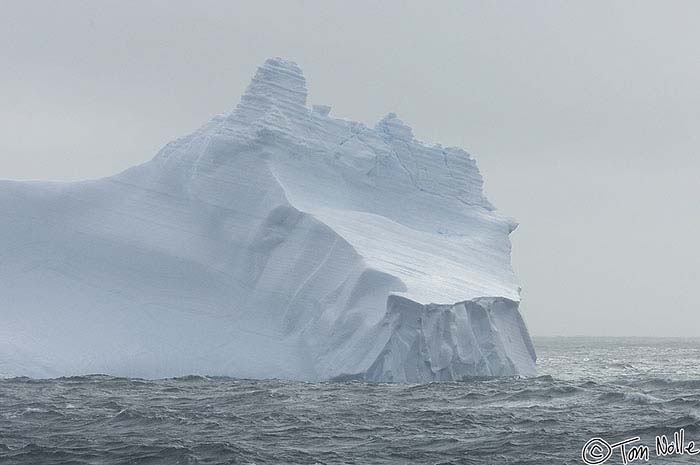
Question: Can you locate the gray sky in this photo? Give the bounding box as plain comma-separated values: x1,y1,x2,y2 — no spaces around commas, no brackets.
2,0,698,336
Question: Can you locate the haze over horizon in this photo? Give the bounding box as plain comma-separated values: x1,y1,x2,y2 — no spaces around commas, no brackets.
1,0,698,337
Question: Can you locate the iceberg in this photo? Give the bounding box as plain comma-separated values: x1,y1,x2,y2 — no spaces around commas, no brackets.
0,58,536,381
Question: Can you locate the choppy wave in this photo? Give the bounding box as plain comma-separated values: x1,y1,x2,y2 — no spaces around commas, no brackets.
2,337,700,464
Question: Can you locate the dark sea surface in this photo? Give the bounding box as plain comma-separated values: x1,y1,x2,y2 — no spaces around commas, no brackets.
2,337,700,465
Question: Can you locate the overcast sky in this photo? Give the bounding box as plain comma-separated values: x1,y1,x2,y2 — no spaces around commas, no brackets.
1,0,698,336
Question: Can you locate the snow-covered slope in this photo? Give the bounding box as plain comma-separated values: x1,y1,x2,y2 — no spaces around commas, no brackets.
0,58,536,381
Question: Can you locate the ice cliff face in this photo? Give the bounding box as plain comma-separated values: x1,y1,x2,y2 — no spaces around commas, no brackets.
0,58,536,381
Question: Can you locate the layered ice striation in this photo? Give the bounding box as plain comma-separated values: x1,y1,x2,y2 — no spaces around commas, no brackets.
0,58,536,381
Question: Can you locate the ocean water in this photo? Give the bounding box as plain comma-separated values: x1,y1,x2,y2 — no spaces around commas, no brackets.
1,337,700,465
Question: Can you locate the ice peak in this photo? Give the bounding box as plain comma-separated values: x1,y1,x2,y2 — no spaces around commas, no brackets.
232,58,308,124
376,112,414,141
243,58,307,106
